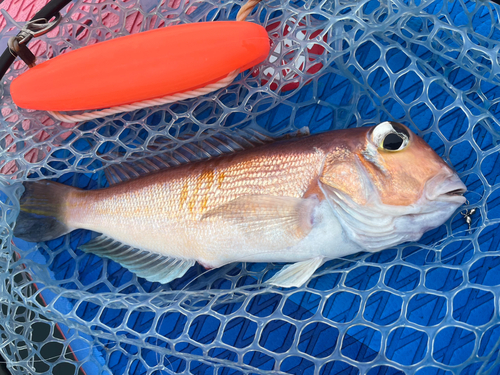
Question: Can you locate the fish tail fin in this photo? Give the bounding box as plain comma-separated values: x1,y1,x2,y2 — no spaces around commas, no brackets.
14,181,77,242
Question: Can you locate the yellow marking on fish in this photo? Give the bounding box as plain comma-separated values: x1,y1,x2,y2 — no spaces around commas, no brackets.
20,207,52,216
218,172,225,189
201,169,215,187
201,195,209,212
187,186,197,213
188,169,214,213
180,181,189,209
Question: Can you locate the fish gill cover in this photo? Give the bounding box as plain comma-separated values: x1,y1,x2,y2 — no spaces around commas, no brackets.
0,0,499,374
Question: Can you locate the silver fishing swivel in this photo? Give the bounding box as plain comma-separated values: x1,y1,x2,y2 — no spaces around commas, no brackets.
461,200,476,231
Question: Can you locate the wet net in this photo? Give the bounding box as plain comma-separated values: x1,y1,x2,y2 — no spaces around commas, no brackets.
0,0,499,373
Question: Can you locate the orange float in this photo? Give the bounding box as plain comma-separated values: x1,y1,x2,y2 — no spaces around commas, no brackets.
10,21,270,112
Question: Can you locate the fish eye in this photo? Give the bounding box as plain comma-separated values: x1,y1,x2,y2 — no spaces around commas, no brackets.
383,133,405,150
371,121,410,152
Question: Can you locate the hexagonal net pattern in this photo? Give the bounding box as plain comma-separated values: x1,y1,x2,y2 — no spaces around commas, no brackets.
0,0,499,374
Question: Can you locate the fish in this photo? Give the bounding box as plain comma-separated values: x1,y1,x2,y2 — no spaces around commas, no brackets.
14,122,467,287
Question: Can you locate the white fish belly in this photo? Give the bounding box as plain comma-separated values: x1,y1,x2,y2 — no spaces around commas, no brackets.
81,200,360,268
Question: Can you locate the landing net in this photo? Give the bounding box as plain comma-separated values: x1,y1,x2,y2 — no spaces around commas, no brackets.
0,0,499,374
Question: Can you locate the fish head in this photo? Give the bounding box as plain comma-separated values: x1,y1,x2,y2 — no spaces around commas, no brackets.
319,121,466,252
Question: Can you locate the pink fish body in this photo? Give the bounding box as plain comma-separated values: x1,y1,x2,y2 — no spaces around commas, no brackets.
15,122,466,287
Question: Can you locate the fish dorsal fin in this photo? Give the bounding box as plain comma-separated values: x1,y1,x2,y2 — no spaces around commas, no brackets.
102,124,308,185
104,155,174,186
79,235,195,284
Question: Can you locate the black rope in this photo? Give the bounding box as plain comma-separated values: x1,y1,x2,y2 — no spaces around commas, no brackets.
0,0,72,80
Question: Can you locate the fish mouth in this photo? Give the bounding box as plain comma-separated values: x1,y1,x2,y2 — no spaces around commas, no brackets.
435,182,467,204
445,187,467,196
426,172,467,204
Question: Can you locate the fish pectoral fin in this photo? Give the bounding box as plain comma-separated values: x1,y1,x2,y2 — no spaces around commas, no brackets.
79,235,195,284
267,257,325,288
201,195,319,244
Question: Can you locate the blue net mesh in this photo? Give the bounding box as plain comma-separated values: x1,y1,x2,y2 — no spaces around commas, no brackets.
0,0,499,373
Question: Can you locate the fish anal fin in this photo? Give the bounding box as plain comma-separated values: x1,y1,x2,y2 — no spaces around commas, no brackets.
79,235,194,284
267,257,324,288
